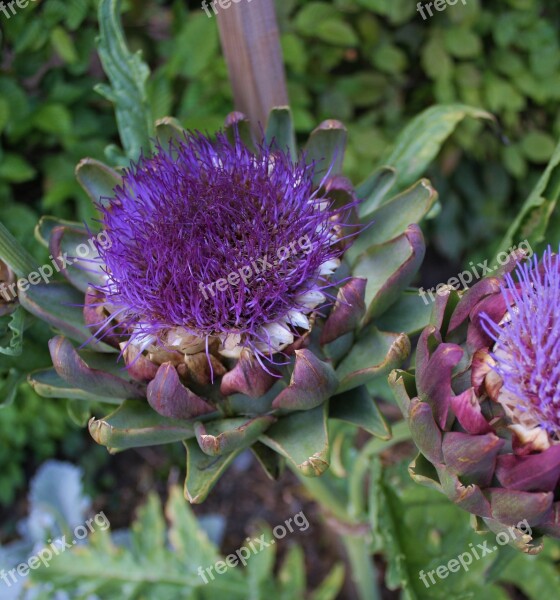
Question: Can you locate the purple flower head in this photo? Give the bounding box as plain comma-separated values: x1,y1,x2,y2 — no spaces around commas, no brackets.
481,247,560,440
94,132,355,361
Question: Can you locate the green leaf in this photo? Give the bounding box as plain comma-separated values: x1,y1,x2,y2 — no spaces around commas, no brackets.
75,158,121,209
350,179,437,262
260,403,330,477
0,306,24,356
372,43,408,74
315,20,358,46
354,225,425,321
498,546,560,597
380,104,494,188
18,282,115,351
32,104,73,136
89,399,195,452
495,137,560,258
294,2,338,33
0,368,23,407
520,131,556,163
184,438,241,503
309,563,345,600
28,368,121,404
0,220,38,277
96,0,154,162
155,117,186,147
278,545,306,599
356,166,397,216
35,216,86,248
49,336,146,401
31,485,247,597
444,28,482,59
50,26,79,63
0,97,10,133
336,329,410,393
246,522,276,594
376,291,433,336
266,107,297,160
194,416,275,457
166,13,219,79
305,120,347,185
0,154,37,183
66,398,92,427
330,385,391,438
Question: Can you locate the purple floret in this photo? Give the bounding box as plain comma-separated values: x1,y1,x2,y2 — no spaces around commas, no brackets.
94,131,353,356
481,247,560,436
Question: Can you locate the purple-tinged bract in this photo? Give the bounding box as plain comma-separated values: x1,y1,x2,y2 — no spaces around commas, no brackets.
94,132,354,358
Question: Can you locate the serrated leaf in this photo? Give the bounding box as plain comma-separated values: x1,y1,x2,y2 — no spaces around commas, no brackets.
96,0,154,161
0,306,24,356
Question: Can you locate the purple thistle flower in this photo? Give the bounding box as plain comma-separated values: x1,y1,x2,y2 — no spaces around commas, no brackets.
481,247,560,440
94,132,354,361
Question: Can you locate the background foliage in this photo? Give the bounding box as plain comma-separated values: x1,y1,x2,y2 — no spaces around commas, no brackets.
1,0,560,597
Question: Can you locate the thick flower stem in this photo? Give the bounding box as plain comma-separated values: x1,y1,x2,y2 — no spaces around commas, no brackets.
216,0,289,131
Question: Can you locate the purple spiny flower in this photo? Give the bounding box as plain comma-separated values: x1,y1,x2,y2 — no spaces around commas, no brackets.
94,132,354,360
481,247,560,439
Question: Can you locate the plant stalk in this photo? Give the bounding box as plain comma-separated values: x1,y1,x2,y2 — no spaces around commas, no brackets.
216,0,289,132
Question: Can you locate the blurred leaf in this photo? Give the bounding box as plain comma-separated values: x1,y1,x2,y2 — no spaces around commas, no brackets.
520,131,556,163
315,20,358,46
32,104,73,136
0,154,36,183
166,13,219,79
50,26,79,63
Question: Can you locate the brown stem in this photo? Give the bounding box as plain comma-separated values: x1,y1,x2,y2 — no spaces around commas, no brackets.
217,0,289,133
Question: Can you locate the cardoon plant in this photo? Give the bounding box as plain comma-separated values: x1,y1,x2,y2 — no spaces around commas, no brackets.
391,247,560,552
0,0,439,504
